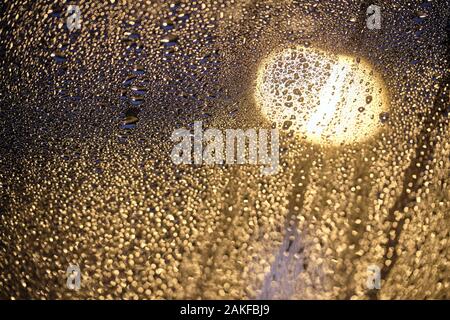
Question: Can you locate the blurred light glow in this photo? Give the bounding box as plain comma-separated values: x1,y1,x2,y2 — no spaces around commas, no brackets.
255,46,389,146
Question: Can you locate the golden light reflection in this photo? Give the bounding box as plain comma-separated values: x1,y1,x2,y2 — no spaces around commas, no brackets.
255,46,389,146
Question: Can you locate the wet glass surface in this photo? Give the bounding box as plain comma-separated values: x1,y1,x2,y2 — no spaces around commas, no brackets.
0,0,449,299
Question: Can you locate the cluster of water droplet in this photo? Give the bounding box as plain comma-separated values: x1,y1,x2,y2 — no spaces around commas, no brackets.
0,0,448,300
255,46,389,146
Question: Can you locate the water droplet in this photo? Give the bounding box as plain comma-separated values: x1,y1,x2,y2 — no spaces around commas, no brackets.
379,112,390,123
161,34,179,47
51,51,67,63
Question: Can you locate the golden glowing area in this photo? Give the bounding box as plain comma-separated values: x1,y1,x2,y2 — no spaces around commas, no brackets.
255,46,389,146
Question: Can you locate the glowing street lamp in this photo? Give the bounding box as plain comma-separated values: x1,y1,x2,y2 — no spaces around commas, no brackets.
255,45,389,146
